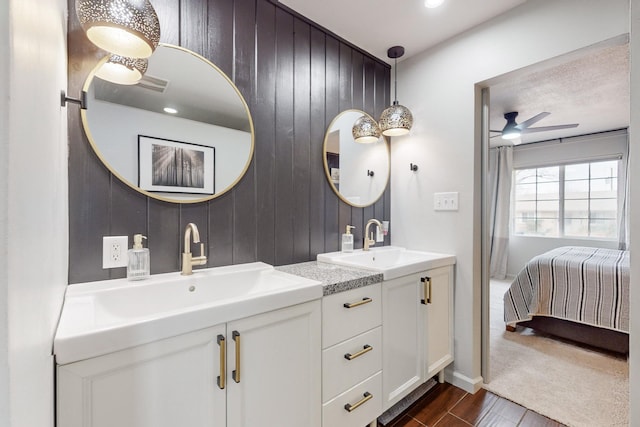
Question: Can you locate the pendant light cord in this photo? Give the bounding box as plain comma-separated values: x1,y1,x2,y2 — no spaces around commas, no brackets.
393,57,398,104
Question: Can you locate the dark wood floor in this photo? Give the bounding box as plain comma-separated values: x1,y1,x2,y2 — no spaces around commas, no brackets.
387,383,565,427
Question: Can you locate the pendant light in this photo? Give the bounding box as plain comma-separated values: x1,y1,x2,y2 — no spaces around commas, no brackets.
379,46,413,137
352,115,381,144
76,0,161,59
95,54,148,85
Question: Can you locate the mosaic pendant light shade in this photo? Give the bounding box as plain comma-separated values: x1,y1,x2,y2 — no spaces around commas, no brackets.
379,101,413,136
95,54,148,85
76,0,161,59
352,115,381,143
379,46,413,137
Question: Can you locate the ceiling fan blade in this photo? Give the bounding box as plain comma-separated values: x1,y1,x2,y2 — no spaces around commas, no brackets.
515,112,550,130
520,124,579,134
489,129,503,133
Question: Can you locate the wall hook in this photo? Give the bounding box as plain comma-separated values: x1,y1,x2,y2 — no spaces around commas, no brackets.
410,163,418,171
367,170,375,177
60,90,88,110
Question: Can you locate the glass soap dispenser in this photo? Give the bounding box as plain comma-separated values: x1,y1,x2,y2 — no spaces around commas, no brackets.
127,234,150,280
342,225,355,253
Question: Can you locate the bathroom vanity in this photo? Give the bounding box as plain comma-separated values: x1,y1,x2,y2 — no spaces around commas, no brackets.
54,249,455,427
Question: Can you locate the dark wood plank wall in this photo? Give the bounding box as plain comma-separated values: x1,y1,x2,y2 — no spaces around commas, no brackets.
67,0,391,284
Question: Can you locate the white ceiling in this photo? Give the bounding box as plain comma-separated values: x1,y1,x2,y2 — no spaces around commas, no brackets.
279,0,630,146
278,0,527,62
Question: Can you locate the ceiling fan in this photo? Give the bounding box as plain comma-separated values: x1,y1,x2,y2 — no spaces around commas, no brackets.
490,111,579,140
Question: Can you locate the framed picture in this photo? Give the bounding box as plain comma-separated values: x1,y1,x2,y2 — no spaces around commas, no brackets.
138,135,215,195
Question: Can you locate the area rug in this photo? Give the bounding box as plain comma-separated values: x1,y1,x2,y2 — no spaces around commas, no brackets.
484,279,629,427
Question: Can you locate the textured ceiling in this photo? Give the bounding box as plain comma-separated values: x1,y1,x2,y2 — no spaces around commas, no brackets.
489,41,629,146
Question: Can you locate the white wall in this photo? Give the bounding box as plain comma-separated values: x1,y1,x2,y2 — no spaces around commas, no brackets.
506,130,628,276
391,0,629,392
1,0,69,426
0,0,10,423
628,1,639,425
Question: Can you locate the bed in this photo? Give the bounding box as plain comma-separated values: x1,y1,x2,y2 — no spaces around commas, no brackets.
503,246,629,354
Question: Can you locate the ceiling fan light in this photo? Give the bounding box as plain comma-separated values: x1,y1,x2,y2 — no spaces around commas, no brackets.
352,115,381,143
95,54,148,85
76,0,161,58
502,130,520,140
379,102,413,136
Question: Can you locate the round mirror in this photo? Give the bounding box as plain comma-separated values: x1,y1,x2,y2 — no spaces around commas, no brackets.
323,110,389,207
81,44,254,203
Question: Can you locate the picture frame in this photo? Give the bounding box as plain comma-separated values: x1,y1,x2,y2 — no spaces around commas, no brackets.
138,135,215,195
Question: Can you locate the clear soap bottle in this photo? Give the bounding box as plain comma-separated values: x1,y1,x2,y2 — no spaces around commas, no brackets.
342,225,355,253
127,234,150,280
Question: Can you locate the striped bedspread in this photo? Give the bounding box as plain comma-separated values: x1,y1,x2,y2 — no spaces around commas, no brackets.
504,246,629,333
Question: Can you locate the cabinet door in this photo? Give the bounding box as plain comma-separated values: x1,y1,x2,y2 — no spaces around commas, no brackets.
226,300,321,427
57,325,226,427
381,273,423,411
424,266,454,379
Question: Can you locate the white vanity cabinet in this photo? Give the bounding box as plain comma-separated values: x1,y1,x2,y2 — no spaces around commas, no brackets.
57,300,321,427
423,265,454,380
381,265,454,410
321,283,383,427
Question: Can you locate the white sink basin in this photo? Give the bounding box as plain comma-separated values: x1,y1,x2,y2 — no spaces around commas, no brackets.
317,246,455,280
54,262,322,364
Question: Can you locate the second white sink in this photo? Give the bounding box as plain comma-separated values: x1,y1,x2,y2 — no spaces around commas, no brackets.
317,246,455,280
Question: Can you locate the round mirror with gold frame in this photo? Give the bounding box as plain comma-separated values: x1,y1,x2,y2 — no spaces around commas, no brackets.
81,43,255,203
323,109,390,207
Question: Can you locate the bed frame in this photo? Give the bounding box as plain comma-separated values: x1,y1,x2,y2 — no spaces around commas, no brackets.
507,317,629,355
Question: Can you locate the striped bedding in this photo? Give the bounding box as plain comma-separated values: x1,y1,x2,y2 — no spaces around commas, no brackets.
504,246,629,333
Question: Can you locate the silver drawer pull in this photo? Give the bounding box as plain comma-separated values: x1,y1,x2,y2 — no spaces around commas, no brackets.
344,345,372,361
344,392,372,412
343,297,372,309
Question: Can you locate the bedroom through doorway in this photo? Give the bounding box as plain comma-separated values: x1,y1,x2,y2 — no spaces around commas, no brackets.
479,36,630,425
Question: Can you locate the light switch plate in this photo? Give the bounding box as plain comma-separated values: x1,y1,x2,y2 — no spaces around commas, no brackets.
434,192,459,211
103,236,128,268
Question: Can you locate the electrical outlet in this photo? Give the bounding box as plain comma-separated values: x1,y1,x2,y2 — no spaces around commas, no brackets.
103,236,128,269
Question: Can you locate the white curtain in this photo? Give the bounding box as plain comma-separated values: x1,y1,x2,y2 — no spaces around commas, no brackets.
618,141,630,250
489,146,513,279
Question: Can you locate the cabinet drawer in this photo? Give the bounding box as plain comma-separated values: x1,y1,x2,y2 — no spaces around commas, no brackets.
322,283,381,348
322,326,382,402
322,371,382,427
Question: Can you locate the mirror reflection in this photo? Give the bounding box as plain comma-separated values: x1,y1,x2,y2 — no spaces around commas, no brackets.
323,110,389,207
81,44,254,203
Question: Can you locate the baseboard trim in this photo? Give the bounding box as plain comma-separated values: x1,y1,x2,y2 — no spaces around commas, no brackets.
444,370,483,393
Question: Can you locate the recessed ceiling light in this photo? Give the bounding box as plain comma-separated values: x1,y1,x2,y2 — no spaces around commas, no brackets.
164,107,178,114
425,0,444,8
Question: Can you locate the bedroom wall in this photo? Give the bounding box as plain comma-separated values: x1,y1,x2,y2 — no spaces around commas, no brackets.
506,130,628,277
391,0,629,392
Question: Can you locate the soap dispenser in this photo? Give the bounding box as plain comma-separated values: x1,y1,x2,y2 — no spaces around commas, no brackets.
342,225,355,253
127,234,150,281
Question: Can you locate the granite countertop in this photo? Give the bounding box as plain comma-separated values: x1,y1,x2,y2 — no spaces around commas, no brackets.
276,261,383,296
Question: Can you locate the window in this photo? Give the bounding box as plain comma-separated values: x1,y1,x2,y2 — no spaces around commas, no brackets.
513,160,618,239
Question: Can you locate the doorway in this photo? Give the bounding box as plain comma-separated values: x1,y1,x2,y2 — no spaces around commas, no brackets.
480,37,630,385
